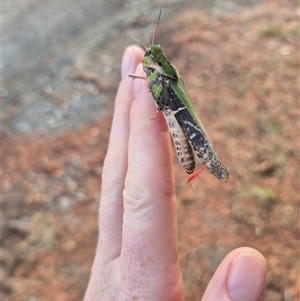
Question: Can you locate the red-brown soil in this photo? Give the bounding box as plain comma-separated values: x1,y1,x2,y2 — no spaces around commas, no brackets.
2,1,299,300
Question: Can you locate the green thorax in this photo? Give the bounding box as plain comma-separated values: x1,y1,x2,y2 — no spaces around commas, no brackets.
142,44,210,140
142,45,179,80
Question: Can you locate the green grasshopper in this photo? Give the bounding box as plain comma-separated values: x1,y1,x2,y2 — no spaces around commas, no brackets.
124,10,229,183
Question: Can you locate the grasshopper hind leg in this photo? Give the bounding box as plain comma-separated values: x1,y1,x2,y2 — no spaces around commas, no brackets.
187,165,206,184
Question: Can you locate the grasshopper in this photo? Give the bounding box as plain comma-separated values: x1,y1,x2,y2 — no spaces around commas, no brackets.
123,10,229,183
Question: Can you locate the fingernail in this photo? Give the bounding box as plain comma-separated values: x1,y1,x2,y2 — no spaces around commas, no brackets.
133,64,144,98
122,47,133,79
227,251,266,301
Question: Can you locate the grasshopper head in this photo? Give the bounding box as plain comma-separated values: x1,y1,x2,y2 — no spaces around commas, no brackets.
142,45,163,72
142,44,178,80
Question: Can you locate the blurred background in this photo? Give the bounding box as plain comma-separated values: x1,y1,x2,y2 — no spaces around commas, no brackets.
2,0,299,300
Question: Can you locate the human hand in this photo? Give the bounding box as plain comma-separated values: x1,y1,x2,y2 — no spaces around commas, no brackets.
84,46,267,301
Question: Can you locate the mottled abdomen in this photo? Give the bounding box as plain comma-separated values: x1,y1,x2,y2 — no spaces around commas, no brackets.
163,108,195,174
174,109,229,182
146,70,195,174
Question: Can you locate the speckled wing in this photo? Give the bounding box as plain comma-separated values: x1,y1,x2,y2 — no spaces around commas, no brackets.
166,78,229,182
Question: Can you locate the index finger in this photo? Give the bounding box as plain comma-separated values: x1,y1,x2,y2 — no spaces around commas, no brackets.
121,65,184,299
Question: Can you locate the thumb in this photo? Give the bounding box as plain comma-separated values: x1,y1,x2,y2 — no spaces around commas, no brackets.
202,247,266,301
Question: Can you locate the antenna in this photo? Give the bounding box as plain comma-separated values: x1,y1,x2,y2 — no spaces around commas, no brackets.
122,32,147,50
151,9,162,45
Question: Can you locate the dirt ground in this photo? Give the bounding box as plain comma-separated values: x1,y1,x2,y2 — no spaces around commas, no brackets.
2,1,299,300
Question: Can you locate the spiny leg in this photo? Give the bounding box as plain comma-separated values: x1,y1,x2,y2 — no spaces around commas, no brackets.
129,74,161,120
129,74,147,80
150,83,168,120
151,109,160,120
187,165,206,187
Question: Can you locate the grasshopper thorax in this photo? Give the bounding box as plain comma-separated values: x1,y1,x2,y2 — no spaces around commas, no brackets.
142,44,178,80
142,45,163,73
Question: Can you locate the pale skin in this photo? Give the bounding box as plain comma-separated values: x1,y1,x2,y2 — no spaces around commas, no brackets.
84,46,267,301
